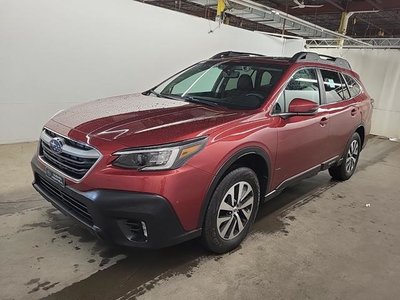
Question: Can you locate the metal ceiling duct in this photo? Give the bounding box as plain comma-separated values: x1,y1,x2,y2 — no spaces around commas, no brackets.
188,0,372,46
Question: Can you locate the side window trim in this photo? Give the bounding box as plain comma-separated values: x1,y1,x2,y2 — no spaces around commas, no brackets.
316,68,326,105
270,67,321,116
339,73,351,100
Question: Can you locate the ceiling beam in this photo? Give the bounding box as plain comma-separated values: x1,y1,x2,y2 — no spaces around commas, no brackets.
289,1,400,16
144,0,400,38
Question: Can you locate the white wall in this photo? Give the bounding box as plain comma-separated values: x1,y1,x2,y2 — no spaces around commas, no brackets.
318,48,400,139
0,0,304,144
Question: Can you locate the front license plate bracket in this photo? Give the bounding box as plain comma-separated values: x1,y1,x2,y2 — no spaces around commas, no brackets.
45,168,65,187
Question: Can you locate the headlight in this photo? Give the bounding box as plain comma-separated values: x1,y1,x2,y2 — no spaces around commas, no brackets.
112,137,207,170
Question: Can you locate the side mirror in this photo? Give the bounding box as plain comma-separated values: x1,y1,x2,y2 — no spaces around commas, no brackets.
288,98,319,114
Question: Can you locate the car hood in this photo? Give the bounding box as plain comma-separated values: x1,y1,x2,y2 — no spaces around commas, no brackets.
51,93,247,147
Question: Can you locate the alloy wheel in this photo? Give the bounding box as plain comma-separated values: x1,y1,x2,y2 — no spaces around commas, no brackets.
217,181,254,240
345,140,359,173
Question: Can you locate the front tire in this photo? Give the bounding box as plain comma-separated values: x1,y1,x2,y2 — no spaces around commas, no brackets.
329,132,361,181
202,167,260,254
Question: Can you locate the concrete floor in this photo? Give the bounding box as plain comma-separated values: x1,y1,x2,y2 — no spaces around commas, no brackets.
1,136,400,300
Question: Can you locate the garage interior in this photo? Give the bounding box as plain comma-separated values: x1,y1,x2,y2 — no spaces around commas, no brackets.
1,0,400,299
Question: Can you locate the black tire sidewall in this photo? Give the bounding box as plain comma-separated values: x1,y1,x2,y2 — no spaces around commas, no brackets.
330,132,361,181
202,167,260,253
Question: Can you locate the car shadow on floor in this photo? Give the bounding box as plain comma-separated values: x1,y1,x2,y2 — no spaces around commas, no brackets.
44,172,334,300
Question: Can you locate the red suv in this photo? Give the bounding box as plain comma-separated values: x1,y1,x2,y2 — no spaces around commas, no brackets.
31,51,372,253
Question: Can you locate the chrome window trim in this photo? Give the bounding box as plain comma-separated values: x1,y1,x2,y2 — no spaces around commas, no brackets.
38,127,103,183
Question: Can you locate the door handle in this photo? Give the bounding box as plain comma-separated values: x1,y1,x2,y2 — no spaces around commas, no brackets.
351,108,357,116
320,117,328,127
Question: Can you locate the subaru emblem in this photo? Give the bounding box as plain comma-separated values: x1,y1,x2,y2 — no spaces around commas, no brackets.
49,137,64,154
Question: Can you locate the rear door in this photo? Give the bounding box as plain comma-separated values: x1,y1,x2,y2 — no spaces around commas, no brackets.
318,69,362,159
271,68,331,189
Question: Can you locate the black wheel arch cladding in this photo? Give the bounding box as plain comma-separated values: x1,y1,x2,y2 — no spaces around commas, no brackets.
197,146,271,228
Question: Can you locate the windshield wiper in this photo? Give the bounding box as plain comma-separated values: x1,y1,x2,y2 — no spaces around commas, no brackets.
146,90,182,101
182,96,219,107
146,90,218,107
146,89,161,97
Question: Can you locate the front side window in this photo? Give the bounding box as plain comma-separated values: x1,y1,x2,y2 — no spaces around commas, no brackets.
274,68,320,113
320,69,350,103
343,74,362,98
152,61,286,110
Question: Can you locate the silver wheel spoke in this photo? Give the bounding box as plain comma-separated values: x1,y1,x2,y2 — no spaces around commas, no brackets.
239,195,253,209
220,201,234,212
345,140,359,173
226,186,236,206
220,216,234,238
237,182,244,200
236,214,244,232
353,143,358,155
228,217,238,239
241,208,252,220
346,159,351,172
238,182,251,202
217,215,231,228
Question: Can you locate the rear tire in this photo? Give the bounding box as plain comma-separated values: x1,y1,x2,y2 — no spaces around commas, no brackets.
329,132,361,181
201,167,260,254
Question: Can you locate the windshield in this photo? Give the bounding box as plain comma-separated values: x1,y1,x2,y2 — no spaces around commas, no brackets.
151,61,287,110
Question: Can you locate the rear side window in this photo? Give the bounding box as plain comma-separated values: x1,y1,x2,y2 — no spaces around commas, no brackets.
343,74,362,98
320,69,350,103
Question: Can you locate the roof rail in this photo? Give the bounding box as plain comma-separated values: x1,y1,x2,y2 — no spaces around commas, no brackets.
210,51,265,59
291,51,352,70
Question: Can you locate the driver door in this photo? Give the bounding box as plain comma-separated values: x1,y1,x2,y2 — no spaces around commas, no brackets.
271,68,331,189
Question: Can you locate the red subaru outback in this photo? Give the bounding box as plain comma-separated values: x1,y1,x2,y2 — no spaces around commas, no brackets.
31,52,372,253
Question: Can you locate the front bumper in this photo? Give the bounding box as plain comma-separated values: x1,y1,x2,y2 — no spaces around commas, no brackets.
31,157,201,248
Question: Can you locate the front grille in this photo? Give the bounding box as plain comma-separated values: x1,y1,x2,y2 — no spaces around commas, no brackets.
44,129,92,150
37,174,93,226
39,129,100,180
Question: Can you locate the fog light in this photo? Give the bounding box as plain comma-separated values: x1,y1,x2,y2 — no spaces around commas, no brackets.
121,219,148,242
141,221,148,238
